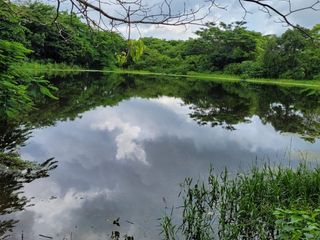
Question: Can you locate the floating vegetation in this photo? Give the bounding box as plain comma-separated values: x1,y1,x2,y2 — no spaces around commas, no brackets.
160,164,320,239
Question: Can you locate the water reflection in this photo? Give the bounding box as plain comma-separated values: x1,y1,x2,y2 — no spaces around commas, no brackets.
28,73,320,142
0,117,58,239
1,73,320,239
0,154,57,239
0,120,32,152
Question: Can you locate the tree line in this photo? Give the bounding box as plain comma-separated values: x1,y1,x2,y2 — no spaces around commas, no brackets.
1,1,320,80
131,22,320,80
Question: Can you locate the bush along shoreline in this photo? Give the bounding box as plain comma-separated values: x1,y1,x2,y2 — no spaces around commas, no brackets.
160,163,320,240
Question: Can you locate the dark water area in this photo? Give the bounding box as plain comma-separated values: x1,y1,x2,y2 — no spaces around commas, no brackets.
1,72,320,239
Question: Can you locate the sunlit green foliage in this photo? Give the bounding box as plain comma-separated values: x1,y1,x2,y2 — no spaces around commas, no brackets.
0,1,126,68
128,23,320,80
1,0,319,80
0,40,57,119
116,52,128,67
128,39,145,63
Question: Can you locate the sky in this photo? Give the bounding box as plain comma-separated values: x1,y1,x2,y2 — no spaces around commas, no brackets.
58,0,320,39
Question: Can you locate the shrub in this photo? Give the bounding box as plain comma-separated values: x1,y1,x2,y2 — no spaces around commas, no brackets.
280,67,306,80
274,208,320,240
224,61,264,78
224,63,242,75
239,60,264,78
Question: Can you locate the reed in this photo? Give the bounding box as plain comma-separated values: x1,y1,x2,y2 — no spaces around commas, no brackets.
160,163,320,239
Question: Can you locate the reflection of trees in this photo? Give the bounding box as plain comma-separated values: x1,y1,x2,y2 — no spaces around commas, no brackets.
26,72,130,126
25,73,320,142
0,119,32,152
256,87,320,142
0,153,58,238
0,170,26,239
182,82,253,129
0,219,18,238
0,114,58,238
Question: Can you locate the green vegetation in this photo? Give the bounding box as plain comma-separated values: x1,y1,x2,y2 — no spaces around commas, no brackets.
0,39,58,119
274,208,320,239
0,0,125,68
129,22,320,81
0,0,126,118
2,1,319,82
17,61,81,73
160,164,320,239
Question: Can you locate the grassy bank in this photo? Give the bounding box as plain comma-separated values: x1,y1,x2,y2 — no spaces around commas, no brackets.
18,64,320,89
106,69,320,89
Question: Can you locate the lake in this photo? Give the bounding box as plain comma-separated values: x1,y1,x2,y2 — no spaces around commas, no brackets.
1,72,320,239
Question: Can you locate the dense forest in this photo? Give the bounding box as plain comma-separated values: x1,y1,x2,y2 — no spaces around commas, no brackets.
1,0,320,80
133,23,320,80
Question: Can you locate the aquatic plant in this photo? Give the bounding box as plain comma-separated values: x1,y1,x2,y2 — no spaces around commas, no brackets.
160,164,320,239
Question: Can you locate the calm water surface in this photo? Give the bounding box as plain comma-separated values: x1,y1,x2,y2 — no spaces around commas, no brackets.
1,73,320,239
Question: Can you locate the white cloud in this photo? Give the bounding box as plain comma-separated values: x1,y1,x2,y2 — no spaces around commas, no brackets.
124,0,319,39
92,117,148,165
56,0,318,39
21,179,118,238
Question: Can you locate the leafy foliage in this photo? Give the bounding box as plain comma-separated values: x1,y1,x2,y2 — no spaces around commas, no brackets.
0,1,126,68
1,1,319,80
0,40,57,119
274,208,320,240
128,23,320,80
128,39,145,63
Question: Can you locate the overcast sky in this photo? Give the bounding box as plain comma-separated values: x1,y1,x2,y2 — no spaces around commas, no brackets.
54,0,319,39
129,0,319,39
71,0,319,39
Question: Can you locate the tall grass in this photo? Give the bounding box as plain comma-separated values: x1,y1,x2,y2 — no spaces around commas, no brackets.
160,164,320,239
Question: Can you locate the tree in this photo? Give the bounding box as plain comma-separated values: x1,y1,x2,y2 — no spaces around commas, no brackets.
186,22,261,71
262,36,283,78
261,28,319,80
0,1,27,44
